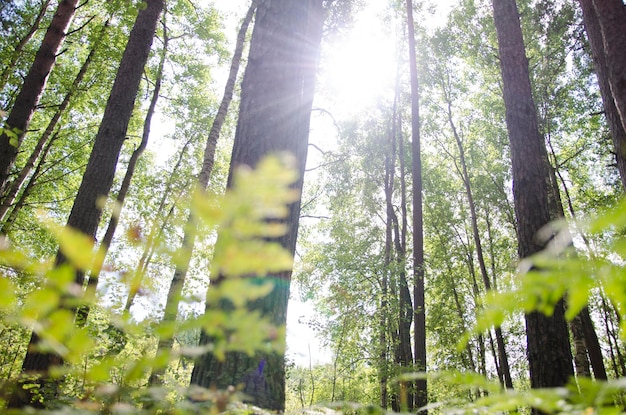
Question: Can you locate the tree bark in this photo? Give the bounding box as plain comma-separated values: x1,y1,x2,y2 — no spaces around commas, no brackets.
578,0,626,190
406,0,427,410
590,0,626,132
9,0,163,407
491,0,573,391
190,0,323,410
0,0,79,194
76,15,167,327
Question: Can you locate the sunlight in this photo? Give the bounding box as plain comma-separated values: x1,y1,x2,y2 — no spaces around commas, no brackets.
320,5,398,116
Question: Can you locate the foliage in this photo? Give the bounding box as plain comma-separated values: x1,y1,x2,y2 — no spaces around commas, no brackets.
0,155,297,412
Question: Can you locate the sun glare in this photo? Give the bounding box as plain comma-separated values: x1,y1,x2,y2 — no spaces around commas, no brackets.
320,5,398,116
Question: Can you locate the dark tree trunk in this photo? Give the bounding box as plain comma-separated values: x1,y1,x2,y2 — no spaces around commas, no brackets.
406,0,427,410
9,0,163,407
580,306,608,380
578,0,626,190
589,0,626,132
0,0,78,194
76,15,167,327
149,1,257,386
190,0,323,410
491,0,574,390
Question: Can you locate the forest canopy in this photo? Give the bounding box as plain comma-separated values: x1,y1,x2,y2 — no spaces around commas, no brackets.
0,0,626,413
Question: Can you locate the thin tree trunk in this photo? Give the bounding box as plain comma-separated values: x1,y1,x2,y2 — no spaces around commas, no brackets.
123,142,191,312
0,0,79,194
406,0,427,410
388,72,413,411
578,0,626,190
0,0,52,94
380,139,392,409
545,138,608,381
491,0,573,392
0,21,108,225
445,90,513,389
148,1,257,386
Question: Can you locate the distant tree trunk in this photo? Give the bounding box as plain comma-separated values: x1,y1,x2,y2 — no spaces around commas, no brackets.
385,76,413,412
589,0,626,132
406,0,427,410
578,0,626,190
545,137,608,382
445,92,513,389
491,0,574,391
0,0,52,94
148,1,257,386
570,313,592,378
580,306,608,380
0,0,79,194
381,136,392,409
190,0,324,410
123,139,191,312
9,0,163,407
0,21,108,226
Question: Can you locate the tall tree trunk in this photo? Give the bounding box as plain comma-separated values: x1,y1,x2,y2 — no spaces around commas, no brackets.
387,75,413,411
578,0,626,190
381,136,392,409
0,21,108,226
589,0,626,132
0,0,79,194
406,0,427,410
9,0,163,407
491,0,573,391
148,1,257,386
190,0,324,410
76,16,168,327
0,0,52,94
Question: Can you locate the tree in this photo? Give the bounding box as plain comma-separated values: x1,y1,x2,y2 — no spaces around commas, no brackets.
588,0,626,132
149,0,257,385
0,0,52,94
578,0,626,190
9,0,164,407
0,21,110,228
190,0,324,410
491,0,574,390
0,0,79,194
405,0,427,409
